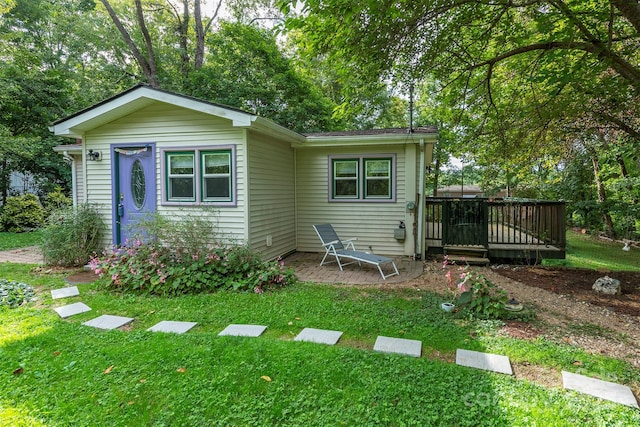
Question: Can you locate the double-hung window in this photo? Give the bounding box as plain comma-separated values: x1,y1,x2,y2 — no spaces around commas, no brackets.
164,147,235,205
167,152,196,202
330,155,395,202
201,151,231,201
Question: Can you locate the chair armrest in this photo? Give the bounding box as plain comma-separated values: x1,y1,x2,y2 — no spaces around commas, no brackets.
322,240,340,248
343,238,357,250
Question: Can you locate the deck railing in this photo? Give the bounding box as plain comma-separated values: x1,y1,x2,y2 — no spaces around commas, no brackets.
425,198,566,249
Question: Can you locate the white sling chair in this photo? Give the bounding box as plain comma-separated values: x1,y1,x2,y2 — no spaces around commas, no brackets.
312,224,400,280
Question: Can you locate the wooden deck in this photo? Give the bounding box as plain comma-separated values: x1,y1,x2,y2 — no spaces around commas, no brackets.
425,198,566,261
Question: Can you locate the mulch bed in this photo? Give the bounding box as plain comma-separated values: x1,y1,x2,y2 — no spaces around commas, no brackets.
493,266,640,317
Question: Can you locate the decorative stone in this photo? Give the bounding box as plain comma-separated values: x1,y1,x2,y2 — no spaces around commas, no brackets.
592,276,621,295
373,336,422,357
147,321,198,334
51,286,80,299
218,324,267,337
83,315,134,330
294,328,343,345
54,302,91,318
562,371,639,408
456,349,513,375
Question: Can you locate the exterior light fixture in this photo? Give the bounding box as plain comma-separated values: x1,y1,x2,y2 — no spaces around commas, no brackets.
87,149,101,161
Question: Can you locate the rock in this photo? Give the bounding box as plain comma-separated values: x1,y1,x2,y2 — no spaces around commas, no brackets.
592,276,622,295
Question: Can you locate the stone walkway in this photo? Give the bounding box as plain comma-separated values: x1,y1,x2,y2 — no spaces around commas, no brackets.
2,246,638,409
49,283,638,409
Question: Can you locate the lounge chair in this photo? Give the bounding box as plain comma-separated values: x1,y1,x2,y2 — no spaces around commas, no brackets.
312,224,400,280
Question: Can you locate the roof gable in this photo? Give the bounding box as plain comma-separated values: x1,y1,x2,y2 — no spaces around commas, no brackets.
50,85,303,143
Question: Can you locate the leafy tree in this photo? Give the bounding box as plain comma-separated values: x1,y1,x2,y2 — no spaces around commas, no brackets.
185,22,337,132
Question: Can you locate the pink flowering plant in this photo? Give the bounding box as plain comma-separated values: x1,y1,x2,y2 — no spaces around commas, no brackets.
442,256,507,319
90,239,295,296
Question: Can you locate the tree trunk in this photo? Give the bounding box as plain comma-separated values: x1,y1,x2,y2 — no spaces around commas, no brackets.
99,0,159,87
194,0,205,69
179,0,191,79
591,152,616,237
0,158,8,205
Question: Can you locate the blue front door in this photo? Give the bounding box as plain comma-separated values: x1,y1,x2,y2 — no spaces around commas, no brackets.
113,144,156,245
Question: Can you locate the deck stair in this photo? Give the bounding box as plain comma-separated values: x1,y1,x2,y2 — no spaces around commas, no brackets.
444,245,490,265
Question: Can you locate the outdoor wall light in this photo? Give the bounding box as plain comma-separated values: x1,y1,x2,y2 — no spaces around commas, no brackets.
87,149,101,161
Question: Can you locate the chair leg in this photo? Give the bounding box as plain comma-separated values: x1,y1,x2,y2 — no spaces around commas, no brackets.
379,261,400,280
320,249,331,266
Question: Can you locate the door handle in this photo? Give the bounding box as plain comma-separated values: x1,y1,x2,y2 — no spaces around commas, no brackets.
118,203,124,217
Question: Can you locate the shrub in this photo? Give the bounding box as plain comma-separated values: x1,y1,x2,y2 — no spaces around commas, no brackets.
0,194,45,232
443,256,508,319
89,212,296,296
0,279,36,308
41,204,104,267
43,187,72,219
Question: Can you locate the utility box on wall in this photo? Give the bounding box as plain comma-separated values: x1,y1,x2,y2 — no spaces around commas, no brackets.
394,228,406,241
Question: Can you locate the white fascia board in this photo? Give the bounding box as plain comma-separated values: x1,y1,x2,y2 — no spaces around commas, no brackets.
53,144,82,154
252,117,306,145
50,86,256,138
299,133,437,148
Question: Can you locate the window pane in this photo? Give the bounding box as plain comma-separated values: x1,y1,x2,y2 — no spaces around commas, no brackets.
204,153,230,174
204,177,230,200
335,180,357,197
131,159,146,209
170,155,194,174
366,179,390,197
335,160,357,177
366,160,390,177
170,177,194,199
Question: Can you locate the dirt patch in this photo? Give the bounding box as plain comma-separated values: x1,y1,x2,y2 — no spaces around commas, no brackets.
492,266,640,317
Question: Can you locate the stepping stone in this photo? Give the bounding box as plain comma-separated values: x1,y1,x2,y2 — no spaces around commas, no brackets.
294,327,343,345
456,349,513,375
83,315,134,330
54,302,91,318
373,336,422,358
562,371,639,408
147,321,198,334
218,324,267,337
51,286,80,299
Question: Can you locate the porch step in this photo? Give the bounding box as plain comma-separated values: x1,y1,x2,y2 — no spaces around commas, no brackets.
444,255,490,266
444,246,489,265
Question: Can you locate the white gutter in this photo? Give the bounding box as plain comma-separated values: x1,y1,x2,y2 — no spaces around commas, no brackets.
418,138,426,259
62,151,77,206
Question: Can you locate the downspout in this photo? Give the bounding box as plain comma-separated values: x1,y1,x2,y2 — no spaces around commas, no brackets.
82,139,88,203
62,151,77,207
418,138,426,259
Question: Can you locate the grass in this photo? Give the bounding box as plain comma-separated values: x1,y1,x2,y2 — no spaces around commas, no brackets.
1,264,639,426
0,232,639,424
543,229,640,271
0,231,43,251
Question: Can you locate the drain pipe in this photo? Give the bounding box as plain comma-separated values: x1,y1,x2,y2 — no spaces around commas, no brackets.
417,138,426,259
62,151,77,206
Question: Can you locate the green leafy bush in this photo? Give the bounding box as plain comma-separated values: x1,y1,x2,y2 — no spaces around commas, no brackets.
41,204,104,267
0,194,45,232
0,279,36,308
443,256,508,319
89,212,296,295
43,187,72,219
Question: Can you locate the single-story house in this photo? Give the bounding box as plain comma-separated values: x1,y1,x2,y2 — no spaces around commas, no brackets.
50,85,436,260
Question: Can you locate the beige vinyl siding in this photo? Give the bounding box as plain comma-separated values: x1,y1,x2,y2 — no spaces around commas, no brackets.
246,131,296,259
296,145,409,256
84,102,248,247
74,157,84,205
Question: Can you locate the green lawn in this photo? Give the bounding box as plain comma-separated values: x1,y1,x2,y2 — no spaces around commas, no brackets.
543,230,640,271
0,231,43,251
1,264,639,426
